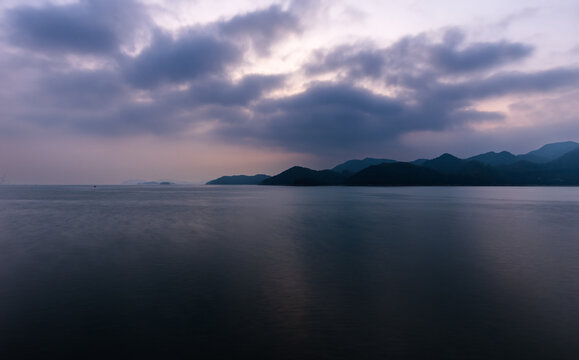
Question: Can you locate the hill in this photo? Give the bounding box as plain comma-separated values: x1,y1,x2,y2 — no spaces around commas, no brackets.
523,141,579,162
332,158,396,174
346,162,449,186
495,149,579,185
467,151,518,166
422,153,465,174
206,174,270,185
262,166,346,186
207,140,579,187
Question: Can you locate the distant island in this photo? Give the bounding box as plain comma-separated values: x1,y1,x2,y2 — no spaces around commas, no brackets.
207,141,579,186
121,180,187,185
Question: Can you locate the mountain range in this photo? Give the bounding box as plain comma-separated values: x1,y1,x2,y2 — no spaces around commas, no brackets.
206,141,579,186
206,174,270,185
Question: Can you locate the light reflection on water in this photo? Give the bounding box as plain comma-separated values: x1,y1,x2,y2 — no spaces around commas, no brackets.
0,185,578,359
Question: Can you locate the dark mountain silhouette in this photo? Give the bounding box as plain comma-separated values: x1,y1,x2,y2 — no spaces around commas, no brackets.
454,161,504,185
536,148,579,185
494,149,579,185
347,160,503,186
422,153,465,174
413,141,578,166
467,151,518,166
332,157,396,174
421,154,503,185
207,174,270,185
516,153,547,163
208,140,579,186
410,159,428,166
326,141,579,175
262,166,346,186
495,161,543,185
545,148,579,170
524,141,579,162
346,162,449,186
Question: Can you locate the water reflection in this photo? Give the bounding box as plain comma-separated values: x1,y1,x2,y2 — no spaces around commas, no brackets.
0,186,578,359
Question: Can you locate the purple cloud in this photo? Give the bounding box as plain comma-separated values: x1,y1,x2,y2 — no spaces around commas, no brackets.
1,2,577,160
123,30,241,89
5,0,146,55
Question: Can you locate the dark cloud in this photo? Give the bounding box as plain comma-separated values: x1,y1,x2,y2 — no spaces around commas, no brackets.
272,28,577,155
435,67,579,101
394,67,579,139
123,30,241,88
186,74,286,106
431,41,533,73
306,44,386,79
226,27,575,154
306,29,533,80
218,5,301,55
228,82,510,154
2,0,578,160
122,74,284,132
19,71,284,137
38,70,127,108
5,0,146,55
217,83,422,153
0,1,297,138
430,41,533,73
449,109,505,123
123,5,299,89
54,62,577,147
4,2,299,92
252,83,406,152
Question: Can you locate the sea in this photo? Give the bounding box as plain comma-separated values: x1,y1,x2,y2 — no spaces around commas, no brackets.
0,185,578,359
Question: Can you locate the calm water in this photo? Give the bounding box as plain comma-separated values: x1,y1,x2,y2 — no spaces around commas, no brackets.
1,185,579,359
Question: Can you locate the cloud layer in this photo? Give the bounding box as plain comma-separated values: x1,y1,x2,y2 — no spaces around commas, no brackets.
1,0,579,180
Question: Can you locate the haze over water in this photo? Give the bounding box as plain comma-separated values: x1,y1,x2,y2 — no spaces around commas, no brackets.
1,185,579,359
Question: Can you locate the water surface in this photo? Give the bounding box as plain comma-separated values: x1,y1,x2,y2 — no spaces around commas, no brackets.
1,185,578,359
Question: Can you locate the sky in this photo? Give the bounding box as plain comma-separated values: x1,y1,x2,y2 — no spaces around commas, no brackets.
0,0,578,184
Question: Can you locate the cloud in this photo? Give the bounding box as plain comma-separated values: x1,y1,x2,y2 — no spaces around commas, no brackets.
222,29,576,155
78,102,186,136
38,70,127,108
218,82,500,154
253,83,406,152
123,4,299,89
186,74,286,106
14,70,285,137
0,2,298,139
306,28,533,81
497,7,539,28
435,67,579,101
286,27,579,155
218,4,301,55
306,44,386,79
5,0,146,55
123,29,241,88
3,1,299,92
2,0,578,161
430,40,533,74
39,60,577,146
